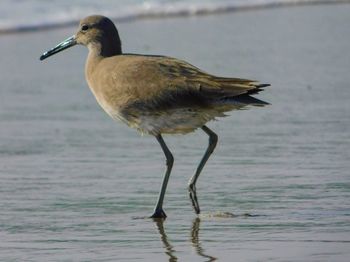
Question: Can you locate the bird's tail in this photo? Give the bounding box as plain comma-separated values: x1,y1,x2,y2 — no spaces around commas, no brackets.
220,83,270,107
230,94,270,106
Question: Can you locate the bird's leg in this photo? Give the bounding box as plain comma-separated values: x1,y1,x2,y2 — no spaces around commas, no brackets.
150,134,174,219
188,125,218,214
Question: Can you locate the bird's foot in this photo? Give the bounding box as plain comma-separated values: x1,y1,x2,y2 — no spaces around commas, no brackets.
150,208,167,219
188,184,200,215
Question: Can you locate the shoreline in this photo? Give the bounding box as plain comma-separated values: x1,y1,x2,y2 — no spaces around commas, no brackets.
0,0,349,35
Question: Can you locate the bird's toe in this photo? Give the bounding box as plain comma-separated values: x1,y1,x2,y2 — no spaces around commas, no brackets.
188,184,201,214
150,209,167,219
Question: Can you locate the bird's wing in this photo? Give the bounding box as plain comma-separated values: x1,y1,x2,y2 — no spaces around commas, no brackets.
156,57,269,99
111,55,269,111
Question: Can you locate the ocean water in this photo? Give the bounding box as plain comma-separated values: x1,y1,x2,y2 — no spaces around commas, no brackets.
0,0,349,33
1,2,350,262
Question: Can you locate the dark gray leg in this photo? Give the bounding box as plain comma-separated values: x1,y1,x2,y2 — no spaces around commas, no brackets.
188,125,218,214
150,134,174,219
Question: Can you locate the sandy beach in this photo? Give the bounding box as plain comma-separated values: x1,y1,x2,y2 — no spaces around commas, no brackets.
1,3,350,261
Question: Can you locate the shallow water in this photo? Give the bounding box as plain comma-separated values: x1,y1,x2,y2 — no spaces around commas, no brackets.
1,4,350,261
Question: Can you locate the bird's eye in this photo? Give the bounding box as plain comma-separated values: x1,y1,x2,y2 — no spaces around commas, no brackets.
81,24,89,31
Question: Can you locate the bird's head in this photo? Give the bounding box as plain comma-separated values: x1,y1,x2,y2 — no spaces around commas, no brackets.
40,15,122,61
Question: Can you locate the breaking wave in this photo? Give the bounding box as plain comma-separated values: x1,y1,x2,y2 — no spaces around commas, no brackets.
0,0,348,34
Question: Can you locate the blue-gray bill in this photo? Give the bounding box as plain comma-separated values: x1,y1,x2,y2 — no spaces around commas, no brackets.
40,35,76,61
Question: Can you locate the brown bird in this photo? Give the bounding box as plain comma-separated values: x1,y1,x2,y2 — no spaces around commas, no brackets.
40,15,269,218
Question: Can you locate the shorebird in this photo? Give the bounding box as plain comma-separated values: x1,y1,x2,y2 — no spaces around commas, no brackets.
40,15,269,218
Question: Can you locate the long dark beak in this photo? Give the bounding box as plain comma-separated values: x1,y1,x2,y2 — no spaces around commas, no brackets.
40,35,76,61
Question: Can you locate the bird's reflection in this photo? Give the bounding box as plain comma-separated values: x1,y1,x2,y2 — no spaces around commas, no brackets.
190,218,217,261
153,217,216,261
153,218,178,262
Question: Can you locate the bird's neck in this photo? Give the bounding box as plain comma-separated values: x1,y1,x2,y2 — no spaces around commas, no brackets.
88,39,122,58
85,40,122,81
